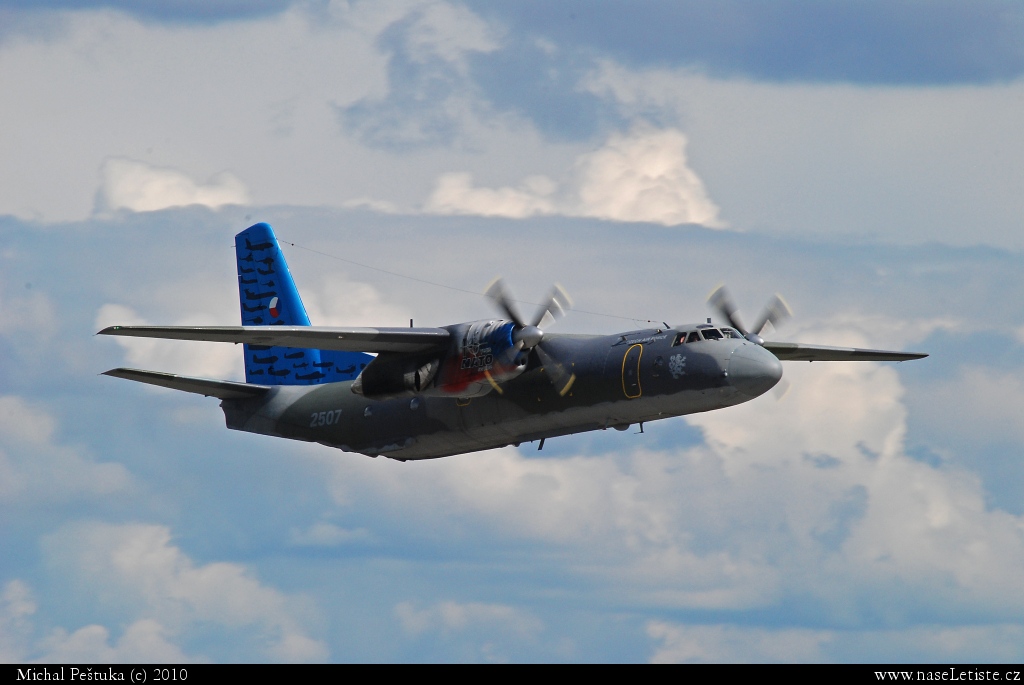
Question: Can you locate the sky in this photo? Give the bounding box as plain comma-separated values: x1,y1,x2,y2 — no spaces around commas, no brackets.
1,0,1024,663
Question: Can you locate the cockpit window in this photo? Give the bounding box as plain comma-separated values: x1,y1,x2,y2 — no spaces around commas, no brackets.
702,328,724,341
723,327,743,339
686,331,701,343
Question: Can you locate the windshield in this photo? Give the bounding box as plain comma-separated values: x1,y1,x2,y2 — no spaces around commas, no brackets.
676,328,741,343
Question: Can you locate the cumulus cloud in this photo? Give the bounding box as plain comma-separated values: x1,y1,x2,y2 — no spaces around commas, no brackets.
1,580,193,664
426,127,724,227
579,60,1024,248
0,396,131,503
301,275,411,328
37,620,193,664
97,158,249,214
42,522,328,663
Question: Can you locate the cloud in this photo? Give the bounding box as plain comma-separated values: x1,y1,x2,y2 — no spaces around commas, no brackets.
647,621,831,663
1,579,193,664
426,127,724,227
571,127,723,226
395,600,543,638
0,580,35,662
95,303,241,380
42,522,328,662
301,274,411,328
37,620,194,664
97,158,249,213
394,599,543,661
579,61,1024,248
4,2,1024,252
646,620,1024,663
0,395,131,503
288,522,373,547
307,314,1024,628
338,0,501,148
910,366,1024,446
94,270,410,381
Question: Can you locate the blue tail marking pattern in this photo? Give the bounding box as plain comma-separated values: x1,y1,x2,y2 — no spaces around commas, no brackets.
235,223,372,385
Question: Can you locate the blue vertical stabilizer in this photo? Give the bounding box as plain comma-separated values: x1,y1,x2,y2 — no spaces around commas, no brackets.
235,223,372,385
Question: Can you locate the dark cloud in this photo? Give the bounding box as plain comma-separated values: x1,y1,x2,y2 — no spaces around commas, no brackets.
467,0,1024,85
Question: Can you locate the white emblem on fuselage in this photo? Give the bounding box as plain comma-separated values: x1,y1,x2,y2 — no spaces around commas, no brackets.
669,353,686,379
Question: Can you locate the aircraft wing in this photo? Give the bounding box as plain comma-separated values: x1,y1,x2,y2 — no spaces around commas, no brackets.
763,342,928,362
98,325,451,354
102,368,272,399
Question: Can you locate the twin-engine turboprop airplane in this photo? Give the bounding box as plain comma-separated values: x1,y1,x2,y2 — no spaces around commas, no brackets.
99,223,927,461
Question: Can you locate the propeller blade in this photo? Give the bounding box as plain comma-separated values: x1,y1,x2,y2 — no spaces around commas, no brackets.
750,294,792,336
531,284,572,329
485,278,525,327
707,285,748,336
485,279,575,395
535,343,576,397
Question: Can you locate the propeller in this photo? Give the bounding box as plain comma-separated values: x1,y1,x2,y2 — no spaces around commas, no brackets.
708,284,792,401
485,278,576,396
707,285,791,345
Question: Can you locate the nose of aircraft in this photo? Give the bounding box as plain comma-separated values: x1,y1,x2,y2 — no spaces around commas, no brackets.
728,343,783,397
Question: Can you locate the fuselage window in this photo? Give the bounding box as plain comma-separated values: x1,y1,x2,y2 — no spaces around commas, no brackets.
702,328,724,341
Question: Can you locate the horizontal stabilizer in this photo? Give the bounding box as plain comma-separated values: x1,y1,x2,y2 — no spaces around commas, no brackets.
763,342,928,362
98,325,451,354
102,368,272,399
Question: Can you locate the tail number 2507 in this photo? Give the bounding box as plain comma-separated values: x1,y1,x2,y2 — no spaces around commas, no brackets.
310,410,342,427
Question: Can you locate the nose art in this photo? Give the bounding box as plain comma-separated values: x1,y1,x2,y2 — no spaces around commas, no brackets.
728,343,783,398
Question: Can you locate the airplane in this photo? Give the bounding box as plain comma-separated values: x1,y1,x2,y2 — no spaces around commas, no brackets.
98,223,927,461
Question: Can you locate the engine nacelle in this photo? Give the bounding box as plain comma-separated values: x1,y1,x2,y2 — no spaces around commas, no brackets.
351,354,439,399
352,319,532,400
431,319,528,398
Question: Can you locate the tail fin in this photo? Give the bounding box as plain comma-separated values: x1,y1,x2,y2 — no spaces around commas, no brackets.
235,223,371,385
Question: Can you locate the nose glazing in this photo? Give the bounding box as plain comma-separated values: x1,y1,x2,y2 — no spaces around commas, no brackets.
728,343,783,397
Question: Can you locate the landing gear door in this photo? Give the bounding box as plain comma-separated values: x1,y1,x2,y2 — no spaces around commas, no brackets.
622,344,642,399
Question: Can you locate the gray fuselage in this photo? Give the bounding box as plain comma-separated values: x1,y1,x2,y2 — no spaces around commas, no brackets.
220,324,783,460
